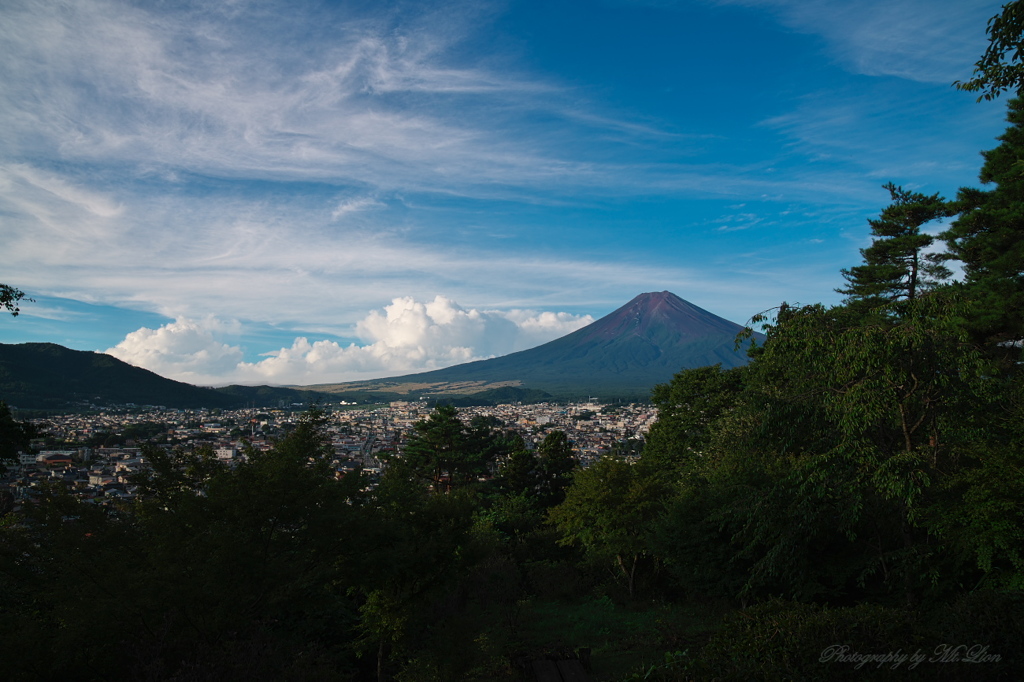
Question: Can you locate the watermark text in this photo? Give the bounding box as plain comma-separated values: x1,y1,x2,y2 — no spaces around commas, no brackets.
820,644,1001,670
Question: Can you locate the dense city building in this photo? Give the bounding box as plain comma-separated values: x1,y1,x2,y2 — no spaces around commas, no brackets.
1,401,658,510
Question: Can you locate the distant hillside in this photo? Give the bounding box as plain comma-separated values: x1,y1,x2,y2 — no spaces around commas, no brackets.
213,384,344,408
424,386,554,407
312,292,761,401
0,343,356,411
0,343,238,410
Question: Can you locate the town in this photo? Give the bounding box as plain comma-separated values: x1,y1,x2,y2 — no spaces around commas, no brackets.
1,400,658,510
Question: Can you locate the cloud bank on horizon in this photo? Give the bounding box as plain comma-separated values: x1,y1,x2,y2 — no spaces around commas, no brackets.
0,0,1011,385
104,296,593,386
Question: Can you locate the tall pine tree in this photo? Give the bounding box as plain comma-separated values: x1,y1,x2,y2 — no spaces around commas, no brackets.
837,183,952,317
942,97,1024,349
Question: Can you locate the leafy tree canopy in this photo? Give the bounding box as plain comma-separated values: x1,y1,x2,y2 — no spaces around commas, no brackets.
549,455,670,598
955,0,1024,101
0,401,36,465
403,404,499,492
536,429,576,506
642,363,746,475
0,284,29,317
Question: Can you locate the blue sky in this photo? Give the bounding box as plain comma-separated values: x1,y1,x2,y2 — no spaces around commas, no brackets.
0,0,1012,386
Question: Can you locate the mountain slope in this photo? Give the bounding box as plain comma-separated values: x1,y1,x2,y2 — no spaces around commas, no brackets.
0,342,241,410
322,292,759,399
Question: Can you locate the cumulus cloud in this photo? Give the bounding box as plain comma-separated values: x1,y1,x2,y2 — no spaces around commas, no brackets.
106,318,246,384
105,296,593,386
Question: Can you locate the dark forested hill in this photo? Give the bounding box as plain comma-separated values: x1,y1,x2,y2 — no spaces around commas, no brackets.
0,343,395,410
0,342,240,410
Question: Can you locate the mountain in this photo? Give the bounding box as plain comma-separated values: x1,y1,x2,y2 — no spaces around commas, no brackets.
315,292,760,400
0,342,240,410
0,343,350,411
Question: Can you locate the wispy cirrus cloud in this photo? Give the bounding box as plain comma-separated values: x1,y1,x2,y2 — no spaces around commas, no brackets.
706,0,998,83
758,81,1003,194
0,0,575,196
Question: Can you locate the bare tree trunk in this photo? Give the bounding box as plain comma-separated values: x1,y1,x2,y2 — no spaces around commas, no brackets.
617,554,638,599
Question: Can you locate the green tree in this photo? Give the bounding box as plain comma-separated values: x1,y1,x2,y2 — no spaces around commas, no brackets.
403,405,496,492
927,374,1024,592
942,97,1024,350
535,430,576,507
549,456,670,598
642,363,746,475
955,0,1024,101
403,405,466,491
719,296,997,603
467,413,510,471
0,284,29,317
354,464,487,681
640,365,751,599
0,401,35,468
1,406,368,680
497,436,540,497
647,295,1010,605
837,183,952,317
128,442,226,505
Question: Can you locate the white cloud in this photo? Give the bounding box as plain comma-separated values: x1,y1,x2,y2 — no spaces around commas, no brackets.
105,296,593,386
105,317,246,384
709,0,999,84
331,196,384,220
0,164,127,266
4,164,124,218
0,0,570,194
19,304,89,322
714,212,763,232
503,309,597,345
